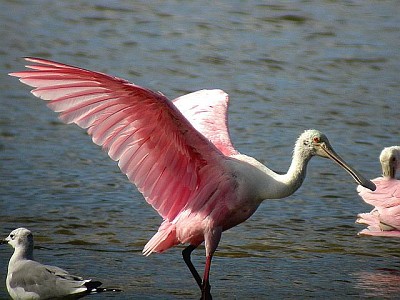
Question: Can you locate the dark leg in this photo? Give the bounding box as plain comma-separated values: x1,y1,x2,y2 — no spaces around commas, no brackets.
182,244,202,289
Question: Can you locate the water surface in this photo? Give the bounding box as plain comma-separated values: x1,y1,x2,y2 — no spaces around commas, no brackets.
1,1,399,299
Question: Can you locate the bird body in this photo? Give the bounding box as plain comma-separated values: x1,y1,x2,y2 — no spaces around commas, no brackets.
10,58,375,298
357,146,400,236
358,177,400,209
2,228,108,300
144,153,281,255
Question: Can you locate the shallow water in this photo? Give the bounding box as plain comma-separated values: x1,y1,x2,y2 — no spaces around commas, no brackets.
1,1,400,299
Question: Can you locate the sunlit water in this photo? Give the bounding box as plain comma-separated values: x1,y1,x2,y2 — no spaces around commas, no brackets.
1,1,399,299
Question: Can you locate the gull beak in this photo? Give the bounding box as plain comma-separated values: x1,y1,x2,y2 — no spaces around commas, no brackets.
317,142,376,191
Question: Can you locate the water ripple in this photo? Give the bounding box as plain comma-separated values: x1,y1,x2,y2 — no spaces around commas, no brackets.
1,0,399,299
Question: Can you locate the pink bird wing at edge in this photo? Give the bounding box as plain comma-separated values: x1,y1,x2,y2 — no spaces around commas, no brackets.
356,211,380,227
172,90,239,157
10,57,239,222
357,177,400,208
356,206,400,237
358,228,400,237
378,205,400,231
356,211,398,236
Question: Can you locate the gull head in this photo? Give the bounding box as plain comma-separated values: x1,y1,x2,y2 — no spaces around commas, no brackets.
2,228,34,250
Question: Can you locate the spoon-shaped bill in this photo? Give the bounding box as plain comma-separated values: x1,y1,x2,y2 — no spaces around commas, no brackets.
319,143,376,191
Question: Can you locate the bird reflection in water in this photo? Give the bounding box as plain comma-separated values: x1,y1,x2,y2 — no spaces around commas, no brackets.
353,268,400,297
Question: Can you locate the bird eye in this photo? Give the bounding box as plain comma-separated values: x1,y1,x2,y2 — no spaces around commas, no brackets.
313,137,320,143
10,234,15,239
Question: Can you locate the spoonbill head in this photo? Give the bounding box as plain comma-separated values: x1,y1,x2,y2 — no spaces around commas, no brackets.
295,130,375,191
9,57,375,299
380,146,400,179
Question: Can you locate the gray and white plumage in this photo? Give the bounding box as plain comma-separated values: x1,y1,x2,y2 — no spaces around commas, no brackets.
1,228,113,300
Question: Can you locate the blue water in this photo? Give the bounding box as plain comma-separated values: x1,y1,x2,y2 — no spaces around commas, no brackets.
1,1,399,299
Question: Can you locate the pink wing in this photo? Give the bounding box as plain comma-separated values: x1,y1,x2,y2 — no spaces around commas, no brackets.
10,57,234,221
357,177,400,208
358,228,400,237
356,206,400,237
356,211,380,227
172,90,239,156
378,205,400,230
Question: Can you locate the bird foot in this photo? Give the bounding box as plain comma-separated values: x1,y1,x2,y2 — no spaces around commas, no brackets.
200,283,212,300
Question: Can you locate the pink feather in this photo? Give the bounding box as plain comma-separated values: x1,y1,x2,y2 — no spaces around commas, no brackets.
356,162,400,237
10,57,240,254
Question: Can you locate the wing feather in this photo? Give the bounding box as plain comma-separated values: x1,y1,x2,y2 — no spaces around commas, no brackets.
358,178,400,208
10,57,234,221
172,89,238,156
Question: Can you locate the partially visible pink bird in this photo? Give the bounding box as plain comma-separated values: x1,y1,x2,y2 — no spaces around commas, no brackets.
10,58,375,299
356,146,400,237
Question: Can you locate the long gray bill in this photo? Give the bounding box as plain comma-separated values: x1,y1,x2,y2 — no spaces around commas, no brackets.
321,144,376,191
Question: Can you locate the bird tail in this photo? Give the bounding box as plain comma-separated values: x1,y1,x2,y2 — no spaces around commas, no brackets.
143,221,178,256
84,280,102,291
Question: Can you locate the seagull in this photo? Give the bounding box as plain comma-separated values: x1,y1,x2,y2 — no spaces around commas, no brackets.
1,228,120,300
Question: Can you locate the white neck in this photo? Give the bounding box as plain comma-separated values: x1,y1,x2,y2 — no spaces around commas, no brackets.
9,245,34,266
256,140,312,200
277,145,311,197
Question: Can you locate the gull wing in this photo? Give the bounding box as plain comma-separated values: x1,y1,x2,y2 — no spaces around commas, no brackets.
7,260,90,298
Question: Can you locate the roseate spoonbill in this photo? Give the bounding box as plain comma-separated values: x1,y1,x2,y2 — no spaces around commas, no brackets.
357,146,400,236
10,57,375,299
1,228,120,300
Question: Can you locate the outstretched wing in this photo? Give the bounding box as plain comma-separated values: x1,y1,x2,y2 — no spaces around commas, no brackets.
10,57,232,221
172,89,239,156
